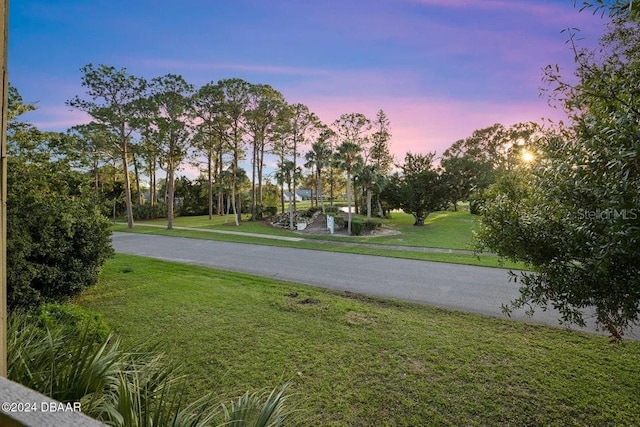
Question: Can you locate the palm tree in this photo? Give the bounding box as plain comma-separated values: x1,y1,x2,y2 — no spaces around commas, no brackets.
357,164,385,220
275,160,301,230
334,141,362,234
304,138,333,213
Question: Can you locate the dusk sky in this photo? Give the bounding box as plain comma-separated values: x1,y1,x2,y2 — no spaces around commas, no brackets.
10,0,610,166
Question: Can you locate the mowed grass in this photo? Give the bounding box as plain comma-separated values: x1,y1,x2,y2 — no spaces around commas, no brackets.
122,210,476,249
75,254,640,426
113,210,522,269
315,210,478,250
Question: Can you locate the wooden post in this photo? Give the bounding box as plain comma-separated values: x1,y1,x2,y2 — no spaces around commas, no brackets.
0,0,9,378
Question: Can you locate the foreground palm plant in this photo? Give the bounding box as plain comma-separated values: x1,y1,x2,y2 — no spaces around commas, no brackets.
8,310,294,426
221,383,294,427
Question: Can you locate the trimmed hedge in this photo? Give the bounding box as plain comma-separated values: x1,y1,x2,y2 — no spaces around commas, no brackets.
350,219,382,236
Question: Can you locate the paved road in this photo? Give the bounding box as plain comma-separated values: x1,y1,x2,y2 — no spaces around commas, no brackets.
111,232,638,339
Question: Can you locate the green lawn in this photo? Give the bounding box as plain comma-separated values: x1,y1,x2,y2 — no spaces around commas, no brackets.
75,254,640,426
124,210,477,249
113,210,522,269
316,210,479,249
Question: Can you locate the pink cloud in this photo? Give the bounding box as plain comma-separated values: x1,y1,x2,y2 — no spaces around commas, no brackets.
299,94,566,162
133,59,332,77
27,106,91,130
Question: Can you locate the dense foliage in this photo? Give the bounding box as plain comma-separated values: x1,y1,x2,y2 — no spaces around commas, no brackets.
477,18,640,338
7,87,113,309
382,152,449,226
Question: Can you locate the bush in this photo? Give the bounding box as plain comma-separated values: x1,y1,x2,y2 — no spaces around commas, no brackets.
262,206,278,218
332,216,345,229
324,206,340,215
350,219,365,236
133,203,167,220
7,190,114,309
469,193,485,215
364,220,382,231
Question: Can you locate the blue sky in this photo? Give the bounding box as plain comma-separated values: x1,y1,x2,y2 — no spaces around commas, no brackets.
10,0,608,161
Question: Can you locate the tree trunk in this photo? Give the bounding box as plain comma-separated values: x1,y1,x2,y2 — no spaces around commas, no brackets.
258,141,265,208
292,141,297,213
329,166,334,207
121,144,135,229
224,192,230,223
217,151,223,216
208,148,213,220
346,170,352,235
230,184,239,226
132,152,142,205
414,215,425,226
280,186,285,214
251,139,257,221
232,142,239,226
354,178,359,215
167,160,175,230
149,159,156,207
317,169,324,214
366,188,372,220
288,181,294,230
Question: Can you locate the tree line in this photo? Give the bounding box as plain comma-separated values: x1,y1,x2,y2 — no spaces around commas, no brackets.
66,67,397,231
64,64,550,232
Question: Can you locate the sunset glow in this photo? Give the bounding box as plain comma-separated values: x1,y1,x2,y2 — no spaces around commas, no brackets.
10,0,609,163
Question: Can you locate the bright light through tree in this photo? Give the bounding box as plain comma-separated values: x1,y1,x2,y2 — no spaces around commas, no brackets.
521,150,535,163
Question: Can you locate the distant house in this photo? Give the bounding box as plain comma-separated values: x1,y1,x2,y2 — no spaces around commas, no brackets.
283,191,302,202
296,189,312,200
283,189,313,202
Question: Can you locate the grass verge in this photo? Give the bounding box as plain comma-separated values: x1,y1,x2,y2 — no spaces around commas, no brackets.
76,254,640,426
112,210,523,270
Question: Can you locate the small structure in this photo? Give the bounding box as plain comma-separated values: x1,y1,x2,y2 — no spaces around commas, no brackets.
283,189,313,202
282,191,302,202
327,215,334,235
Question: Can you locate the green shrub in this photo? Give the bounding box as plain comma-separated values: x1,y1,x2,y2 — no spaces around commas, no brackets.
332,216,345,229
133,203,167,220
263,206,278,218
364,220,382,231
469,193,485,215
7,190,114,309
350,219,365,236
324,206,340,215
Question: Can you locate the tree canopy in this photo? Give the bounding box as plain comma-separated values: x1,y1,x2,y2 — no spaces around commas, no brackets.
476,17,640,339
382,152,449,226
